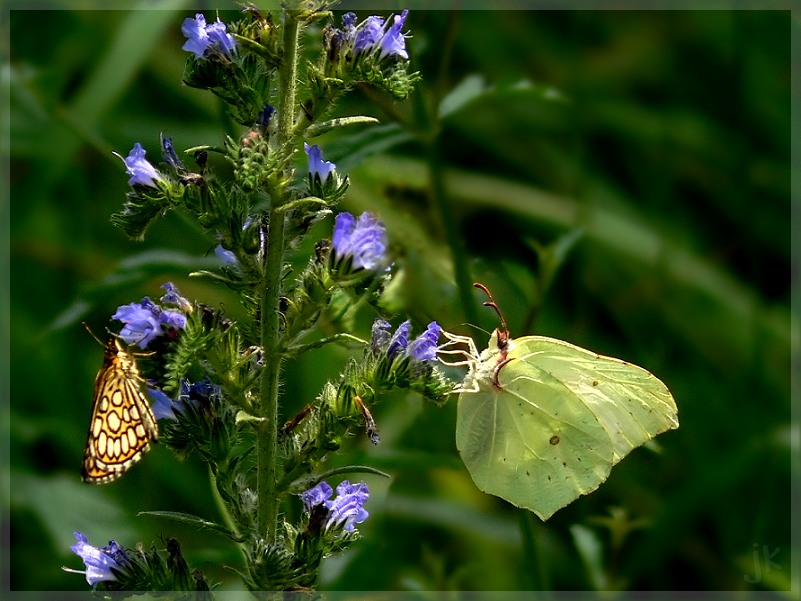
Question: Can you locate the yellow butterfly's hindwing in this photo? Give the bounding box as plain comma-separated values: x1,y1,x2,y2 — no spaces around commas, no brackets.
81,339,158,484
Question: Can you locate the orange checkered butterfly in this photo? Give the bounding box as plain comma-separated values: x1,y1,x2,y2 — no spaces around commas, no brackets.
81,325,158,483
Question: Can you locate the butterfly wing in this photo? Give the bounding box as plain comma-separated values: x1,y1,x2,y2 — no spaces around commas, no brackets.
456,334,678,520
82,340,158,484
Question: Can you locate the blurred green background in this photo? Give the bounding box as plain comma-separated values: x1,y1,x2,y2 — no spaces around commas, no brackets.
6,2,794,594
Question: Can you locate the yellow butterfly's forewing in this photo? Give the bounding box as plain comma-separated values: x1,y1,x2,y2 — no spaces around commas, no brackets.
82,339,159,484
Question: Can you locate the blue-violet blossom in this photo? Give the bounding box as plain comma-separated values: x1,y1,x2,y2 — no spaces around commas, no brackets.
149,378,220,421
116,143,163,188
65,531,127,586
112,283,189,348
354,15,384,54
304,143,336,181
408,320,442,361
160,281,192,313
379,9,410,59
371,318,442,363
160,135,184,172
332,212,387,271
182,13,235,58
300,480,370,532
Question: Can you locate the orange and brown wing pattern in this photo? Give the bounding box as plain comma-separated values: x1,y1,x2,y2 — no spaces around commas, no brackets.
81,339,159,484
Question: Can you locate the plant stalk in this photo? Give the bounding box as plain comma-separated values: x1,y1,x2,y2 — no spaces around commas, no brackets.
256,10,301,546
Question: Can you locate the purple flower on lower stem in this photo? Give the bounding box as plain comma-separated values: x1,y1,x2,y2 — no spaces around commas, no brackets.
304,143,336,181
299,480,370,533
64,531,127,586
332,212,387,271
182,13,235,58
116,143,163,188
379,9,410,60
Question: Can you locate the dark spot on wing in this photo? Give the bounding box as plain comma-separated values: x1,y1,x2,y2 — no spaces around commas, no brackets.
549,435,560,445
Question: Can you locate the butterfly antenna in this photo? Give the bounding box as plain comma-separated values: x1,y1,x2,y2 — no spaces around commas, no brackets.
82,322,106,347
473,283,510,349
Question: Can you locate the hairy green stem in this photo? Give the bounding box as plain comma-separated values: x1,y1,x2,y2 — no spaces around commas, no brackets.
256,11,301,546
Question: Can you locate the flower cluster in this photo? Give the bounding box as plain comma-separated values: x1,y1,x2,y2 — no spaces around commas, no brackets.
182,13,236,59
300,480,369,533
327,9,410,63
64,531,127,586
331,212,387,272
112,282,190,348
372,319,443,364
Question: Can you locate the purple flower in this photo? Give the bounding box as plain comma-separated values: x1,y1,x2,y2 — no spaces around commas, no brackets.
160,135,184,171
148,378,219,421
354,15,385,55
388,320,411,359
304,143,336,181
378,9,410,60
371,318,442,364
327,481,370,532
182,13,235,58
257,104,275,128
112,298,162,348
300,481,334,513
214,245,237,265
160,282,192,313
215,216,253,266
299,480,370,532
65,531,126,586
332,212,387,271
408,321,442,362
342,12,358,29
117,143,163,188
112,284,189,349
148,387,177,421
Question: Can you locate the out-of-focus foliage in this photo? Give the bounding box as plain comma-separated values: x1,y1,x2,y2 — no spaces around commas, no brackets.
7,3,793,593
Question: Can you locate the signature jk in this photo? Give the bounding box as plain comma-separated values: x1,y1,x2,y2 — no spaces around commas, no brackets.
744,544,781,584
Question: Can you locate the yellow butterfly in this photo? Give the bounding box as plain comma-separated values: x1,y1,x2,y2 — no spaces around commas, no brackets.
81,333,158,484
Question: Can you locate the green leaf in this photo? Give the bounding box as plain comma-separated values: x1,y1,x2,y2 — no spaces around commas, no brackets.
305,116,381,138
570,524,608,590
139,510,245,542
439,75,567,120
